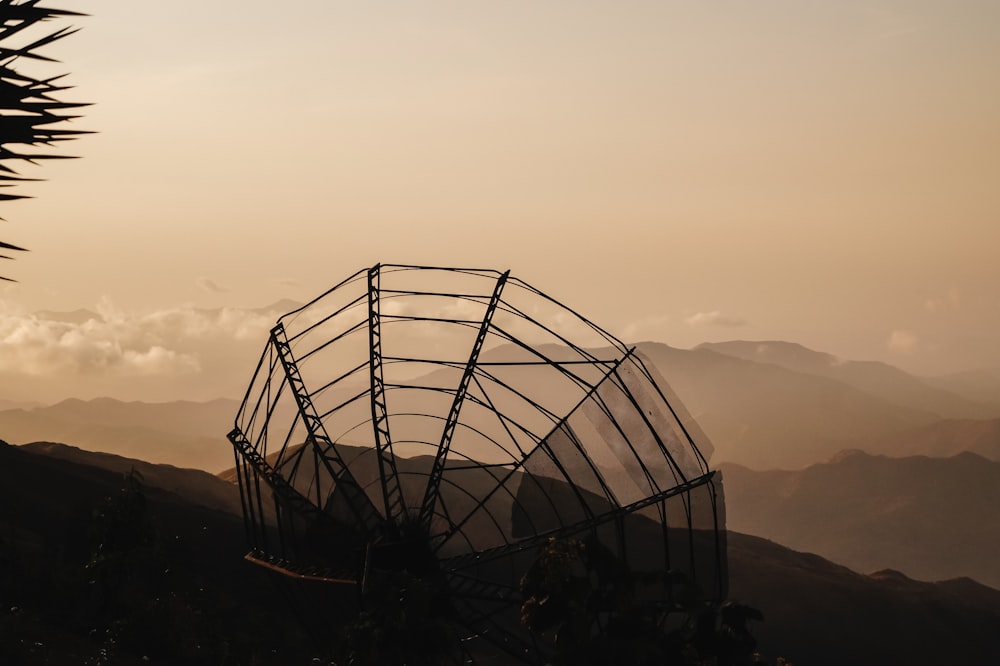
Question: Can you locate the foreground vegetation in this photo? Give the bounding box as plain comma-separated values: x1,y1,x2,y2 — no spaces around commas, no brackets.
2,460,782,665
6,441,1000,665
0,452,315,664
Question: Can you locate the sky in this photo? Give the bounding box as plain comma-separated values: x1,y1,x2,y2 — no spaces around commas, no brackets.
1,1,999,404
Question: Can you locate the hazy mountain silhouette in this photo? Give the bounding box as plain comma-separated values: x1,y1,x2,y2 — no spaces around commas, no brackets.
633,342,941,468
727,532,1000,666
860,417,1000,461
699,340,1000,419
0,440,314,664
352,340,970,470
0,398,39,411
21,441,243,516
721,450,1000,588
4,340,998,474
925,367,1000,406
0,398,237,472
5,440,999,665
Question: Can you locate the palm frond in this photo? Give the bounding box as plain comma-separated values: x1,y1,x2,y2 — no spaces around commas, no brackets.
0,0,88,281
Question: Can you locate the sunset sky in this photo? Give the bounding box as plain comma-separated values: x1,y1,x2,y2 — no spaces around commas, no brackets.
2,1,999,404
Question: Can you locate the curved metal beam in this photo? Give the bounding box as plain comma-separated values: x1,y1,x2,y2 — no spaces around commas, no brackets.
440,471,717,574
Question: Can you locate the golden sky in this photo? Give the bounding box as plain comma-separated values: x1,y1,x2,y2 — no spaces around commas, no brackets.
2,0,999,401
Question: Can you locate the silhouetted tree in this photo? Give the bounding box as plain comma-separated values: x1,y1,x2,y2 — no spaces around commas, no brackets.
0,1,89,280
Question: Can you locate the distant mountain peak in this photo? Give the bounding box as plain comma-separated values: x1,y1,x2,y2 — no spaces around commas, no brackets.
698,339,841,369
699,339,1000,421
827,448,872,464
868,568,911,581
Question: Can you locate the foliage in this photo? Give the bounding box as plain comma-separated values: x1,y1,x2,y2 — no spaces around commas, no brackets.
84,468,219,663
0,463,313,664
0,0,89,280
521,536,786,666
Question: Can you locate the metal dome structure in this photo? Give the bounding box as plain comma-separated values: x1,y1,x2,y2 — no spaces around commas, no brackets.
228,264,726,663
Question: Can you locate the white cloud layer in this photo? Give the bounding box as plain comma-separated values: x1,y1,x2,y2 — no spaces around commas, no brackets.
683,311,747,327
0,299,288,379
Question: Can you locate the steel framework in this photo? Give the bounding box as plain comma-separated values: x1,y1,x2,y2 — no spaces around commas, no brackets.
228,264,727,663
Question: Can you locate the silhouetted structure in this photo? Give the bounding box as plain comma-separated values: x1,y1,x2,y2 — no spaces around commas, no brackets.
229,264,726,663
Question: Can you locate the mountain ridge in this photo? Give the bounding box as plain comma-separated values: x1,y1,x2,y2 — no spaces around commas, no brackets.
633,341,942,468
698,339,1000,419
5,440,999,665
0,398,238,472
721,449,1000,588
4,339,999,472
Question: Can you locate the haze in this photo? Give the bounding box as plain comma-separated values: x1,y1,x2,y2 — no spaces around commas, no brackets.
2,0,999,406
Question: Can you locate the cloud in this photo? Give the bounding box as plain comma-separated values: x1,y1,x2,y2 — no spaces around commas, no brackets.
122,346,201,375
0,299,296,379
197,277,230,293
683,311,747,327
887,329,919,355
140,305,277,342
0,311,201,377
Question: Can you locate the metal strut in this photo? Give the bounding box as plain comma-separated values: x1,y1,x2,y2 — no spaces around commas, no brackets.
270,323,382,534
229,427,352,544
419,270,509,529
368,265,406,523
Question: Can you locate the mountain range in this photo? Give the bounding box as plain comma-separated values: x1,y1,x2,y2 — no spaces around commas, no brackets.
4,337,999,660
634,341,1000,468
0,397,239,472
0,440,311,665
4,440,998,665
721,449,1000,589
3,339,999,473
698,340,1000,419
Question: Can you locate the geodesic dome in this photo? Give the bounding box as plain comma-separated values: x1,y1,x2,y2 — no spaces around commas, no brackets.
228,264,726,663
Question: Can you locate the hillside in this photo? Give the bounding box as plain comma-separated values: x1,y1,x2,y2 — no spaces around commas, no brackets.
727,532,1000,665
861,416,1000,461
5,341,1000,474
699,340,1000,419
926,367,1000,406
4,441,999,665
21,441,243,516
0,440,316,665
721,450,1000,588
633,342,940,468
